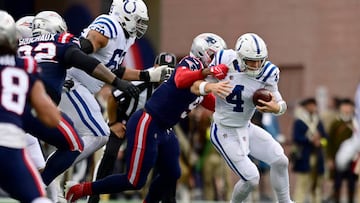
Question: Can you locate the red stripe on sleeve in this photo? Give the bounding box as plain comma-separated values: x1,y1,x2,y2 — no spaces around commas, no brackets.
174,67,204,88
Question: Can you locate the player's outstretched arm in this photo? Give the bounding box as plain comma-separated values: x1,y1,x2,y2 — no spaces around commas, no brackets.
191,80,232,99
65,46,140,98
30,80,61,127
118,65,171,82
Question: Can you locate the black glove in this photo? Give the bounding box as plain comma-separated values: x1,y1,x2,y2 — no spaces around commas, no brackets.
63,79,74,91
111,78,140,98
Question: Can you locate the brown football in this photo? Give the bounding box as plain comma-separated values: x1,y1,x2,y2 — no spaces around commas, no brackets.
252,88,272,106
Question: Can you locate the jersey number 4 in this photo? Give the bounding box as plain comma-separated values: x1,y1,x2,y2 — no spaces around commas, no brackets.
226,85,244,112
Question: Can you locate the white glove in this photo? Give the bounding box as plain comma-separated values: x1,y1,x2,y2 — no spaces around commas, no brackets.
147,65,169,82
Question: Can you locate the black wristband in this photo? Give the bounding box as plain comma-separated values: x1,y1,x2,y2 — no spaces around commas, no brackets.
139,70,150,82
112,67,126,78
108,121,117,127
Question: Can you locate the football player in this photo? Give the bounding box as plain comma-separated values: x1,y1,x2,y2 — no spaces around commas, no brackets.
18,10,141,189
65,33,231,203
0,10,59,203
59,0,171,168
88,52,177,203
192,33,293,203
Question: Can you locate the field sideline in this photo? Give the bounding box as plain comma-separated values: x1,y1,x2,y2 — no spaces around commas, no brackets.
0,198,231,203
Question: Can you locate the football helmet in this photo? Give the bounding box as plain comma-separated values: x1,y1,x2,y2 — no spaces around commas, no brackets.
32,11,67,36
109,0,149,39
190,33,227,66
235,33,268,77
0,10,17,53
16,16,34,38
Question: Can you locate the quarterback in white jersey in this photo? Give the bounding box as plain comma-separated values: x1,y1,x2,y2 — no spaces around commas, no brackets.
59,0,167,164
202,33,293,203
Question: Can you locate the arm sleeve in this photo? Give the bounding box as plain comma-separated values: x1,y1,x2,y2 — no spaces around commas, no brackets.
64,45,100,74
79,37,94,54
174,67,204,88
200,94,215,112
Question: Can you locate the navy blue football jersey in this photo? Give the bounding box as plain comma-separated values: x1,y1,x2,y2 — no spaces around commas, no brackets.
0,55,39,128
17,33,80,104
144,56,204,128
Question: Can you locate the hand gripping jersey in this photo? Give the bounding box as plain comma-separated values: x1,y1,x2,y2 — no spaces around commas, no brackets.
18,33,80,104
67,14,136,94
210,49,283,127
0,55,39,148
145,56,205,129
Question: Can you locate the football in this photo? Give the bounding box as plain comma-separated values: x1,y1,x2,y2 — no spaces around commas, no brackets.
252,88,272,106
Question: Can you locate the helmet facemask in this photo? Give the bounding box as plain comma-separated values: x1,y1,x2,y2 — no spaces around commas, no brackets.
135,18,148,38
239,55,267,77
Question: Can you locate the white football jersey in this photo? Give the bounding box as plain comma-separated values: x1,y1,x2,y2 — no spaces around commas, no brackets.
67,14,136,94
210,49,283,127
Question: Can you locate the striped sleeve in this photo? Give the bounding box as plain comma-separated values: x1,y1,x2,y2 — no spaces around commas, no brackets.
88,15,119,39
256,61,280,84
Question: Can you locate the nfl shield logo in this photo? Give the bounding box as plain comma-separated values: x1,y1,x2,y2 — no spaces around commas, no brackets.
165,55,173,63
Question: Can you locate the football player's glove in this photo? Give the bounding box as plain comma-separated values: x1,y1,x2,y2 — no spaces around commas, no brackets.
210,64,229,80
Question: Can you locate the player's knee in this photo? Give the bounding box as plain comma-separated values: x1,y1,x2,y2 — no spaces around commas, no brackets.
31,197,52,203
248,175,260,188
271,154,289,169
127,178,147,190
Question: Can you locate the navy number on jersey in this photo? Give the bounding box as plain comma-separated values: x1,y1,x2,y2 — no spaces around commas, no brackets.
105,49,125,69
226,85,244,112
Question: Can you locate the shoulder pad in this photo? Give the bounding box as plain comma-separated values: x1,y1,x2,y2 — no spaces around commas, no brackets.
256,61,280,84
88,14,120,39
177,56,204,71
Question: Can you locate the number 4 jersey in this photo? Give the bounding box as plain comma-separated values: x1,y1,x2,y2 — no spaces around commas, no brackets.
209,49,283,128
18,33,81,104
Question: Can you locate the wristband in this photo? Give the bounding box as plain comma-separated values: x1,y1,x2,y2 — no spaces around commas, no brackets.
199,81,208,95
139,70,150,82
274,100,287,115
108,121,117,127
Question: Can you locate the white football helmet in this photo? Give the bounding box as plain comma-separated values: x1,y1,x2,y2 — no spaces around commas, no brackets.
32,11,67,36
190,33,227,66
235,33,268,77
16,16,34,38
109,0,149,39
0,10,17,53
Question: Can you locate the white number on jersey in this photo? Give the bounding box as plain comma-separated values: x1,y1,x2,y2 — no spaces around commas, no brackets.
1,67,29,114
180,96,203,118
18,42,56,63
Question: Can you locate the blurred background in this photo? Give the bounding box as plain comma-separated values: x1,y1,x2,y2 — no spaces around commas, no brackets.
2,0,360,202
